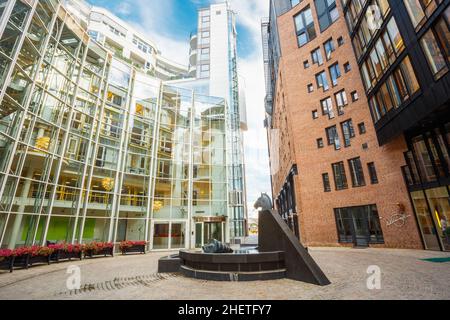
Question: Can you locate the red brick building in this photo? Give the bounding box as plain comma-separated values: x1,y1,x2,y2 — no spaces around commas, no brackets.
262,0,424,249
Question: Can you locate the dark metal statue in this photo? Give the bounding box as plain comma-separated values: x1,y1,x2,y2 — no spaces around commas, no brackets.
254,193,273,211
202,239,233,253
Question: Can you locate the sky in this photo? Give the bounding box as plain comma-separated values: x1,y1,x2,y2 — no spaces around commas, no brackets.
87,0,272,219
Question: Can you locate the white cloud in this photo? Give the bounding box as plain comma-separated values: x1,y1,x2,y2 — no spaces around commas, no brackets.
129,0,190,65
115,1,132,16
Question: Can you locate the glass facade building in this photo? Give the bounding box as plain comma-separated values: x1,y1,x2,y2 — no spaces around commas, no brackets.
0,0,237,250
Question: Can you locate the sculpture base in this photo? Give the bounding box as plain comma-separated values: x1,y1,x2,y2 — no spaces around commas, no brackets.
178,249,286,282
158,254,181,273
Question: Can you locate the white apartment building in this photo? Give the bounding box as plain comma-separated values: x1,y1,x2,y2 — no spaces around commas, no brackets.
64,0,188,80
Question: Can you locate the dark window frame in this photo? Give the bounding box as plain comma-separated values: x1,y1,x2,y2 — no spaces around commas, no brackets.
348,157,366,187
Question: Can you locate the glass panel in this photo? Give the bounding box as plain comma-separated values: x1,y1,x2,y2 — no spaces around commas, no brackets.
411,191,441,250
170,222,185,249
153,223,169,249
204,222,222,243
195,223,202,248
412,135,437,183
425,187,450,251
421,29,448,77
82,218,110,243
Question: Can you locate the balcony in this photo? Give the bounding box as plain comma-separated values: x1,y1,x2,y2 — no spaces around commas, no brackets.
190,32,197,50
264,94,273,115
188,65,197,78
189,49,197,66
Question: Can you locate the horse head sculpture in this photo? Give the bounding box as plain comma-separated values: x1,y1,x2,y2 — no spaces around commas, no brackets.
254,193,273,211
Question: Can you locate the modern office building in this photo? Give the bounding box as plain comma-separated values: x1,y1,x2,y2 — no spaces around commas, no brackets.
342,0,449,251
0,0,247,250
173,2,248,240
261,0,430,249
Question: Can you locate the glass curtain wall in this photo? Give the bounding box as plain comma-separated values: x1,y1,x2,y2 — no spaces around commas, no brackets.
0,0,230,250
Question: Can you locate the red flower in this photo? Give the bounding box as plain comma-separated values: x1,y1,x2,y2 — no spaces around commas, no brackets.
119,241,147,250
48,244,64,251
10,246,54,257
0,249,13,258
84,242,114,253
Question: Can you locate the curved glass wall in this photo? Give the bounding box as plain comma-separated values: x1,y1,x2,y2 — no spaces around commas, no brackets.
0,0,231,250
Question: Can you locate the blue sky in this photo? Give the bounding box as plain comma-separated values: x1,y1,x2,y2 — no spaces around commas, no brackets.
88,0,271,219
88,0,256,59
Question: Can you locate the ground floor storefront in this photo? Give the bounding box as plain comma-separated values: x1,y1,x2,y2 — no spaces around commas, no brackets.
403,120,450,252
0,211,231,251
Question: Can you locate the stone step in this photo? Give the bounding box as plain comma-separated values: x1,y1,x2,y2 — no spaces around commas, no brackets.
180,265,287,282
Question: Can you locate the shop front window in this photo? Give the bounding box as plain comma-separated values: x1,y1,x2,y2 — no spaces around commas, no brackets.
425,187,450,251
410,191,441,251
412,135,437,183
335,205,384,247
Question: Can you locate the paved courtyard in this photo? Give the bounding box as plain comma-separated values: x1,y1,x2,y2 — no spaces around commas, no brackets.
0,247,449,300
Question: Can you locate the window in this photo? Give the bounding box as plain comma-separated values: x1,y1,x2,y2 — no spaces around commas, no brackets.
326,125,341,150
322,173,331,192
335,90,348,114
348,157,365,187
317,138,324,148
200,48,210,60
344,62,351,73
434,10,450,63
358,122,366,134
337,36,344,46
399,56,420,95
329,63,341,86
316,71,329,91
294,6,317,47
291,0,301,7
368,162,379,184
324,39,335,60
368,56,420,123
311,47,323,65
404,0,441,29
386,18,405,55
420,28,448,78
307,83,314,93
351,90,359,102
335,205,384,244
321,97,334,119
332,162,348,190
314,0,339,32
312,109,319,119
304,60,310,68
341,119,355,147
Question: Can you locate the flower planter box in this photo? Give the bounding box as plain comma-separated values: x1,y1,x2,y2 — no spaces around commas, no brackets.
13,254,51,269
0,257,14,273
84,247,114,258
121,244,146,255
50,250,83,263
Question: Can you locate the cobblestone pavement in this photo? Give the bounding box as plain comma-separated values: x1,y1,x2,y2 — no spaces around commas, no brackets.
0,247,449,300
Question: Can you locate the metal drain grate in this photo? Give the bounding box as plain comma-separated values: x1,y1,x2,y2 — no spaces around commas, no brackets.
57,273,181,296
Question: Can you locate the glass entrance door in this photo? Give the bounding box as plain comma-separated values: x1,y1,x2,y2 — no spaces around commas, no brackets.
151,221,187,250
204,222,223,244
194,221,225,248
